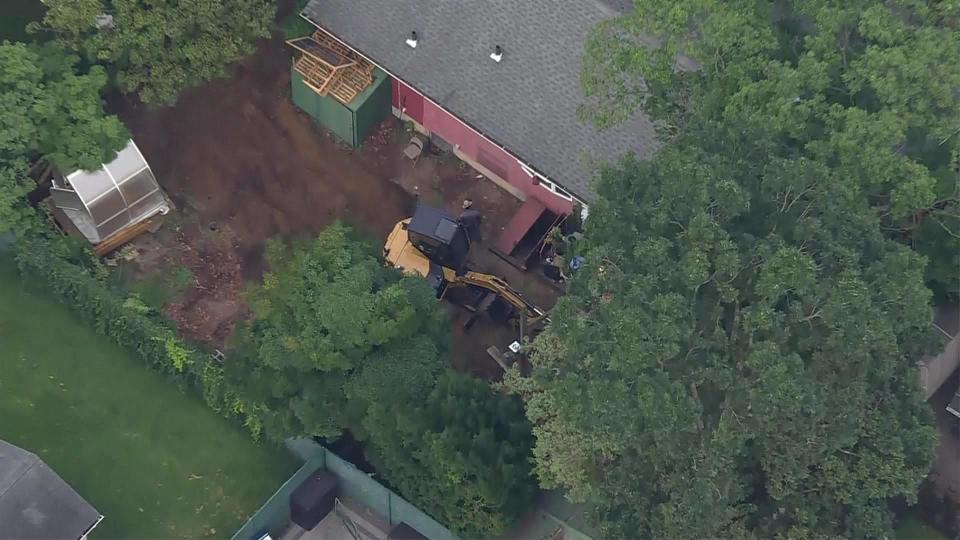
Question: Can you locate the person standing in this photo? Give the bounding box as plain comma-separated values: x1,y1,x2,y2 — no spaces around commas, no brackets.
458,199,482,243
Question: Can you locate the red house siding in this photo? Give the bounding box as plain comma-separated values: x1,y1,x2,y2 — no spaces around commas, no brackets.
391,79,574,216
393,80,424,123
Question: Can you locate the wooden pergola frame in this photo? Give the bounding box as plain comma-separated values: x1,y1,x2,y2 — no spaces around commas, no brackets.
285,31,375,105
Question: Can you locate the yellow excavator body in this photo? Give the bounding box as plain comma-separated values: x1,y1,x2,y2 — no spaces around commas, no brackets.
383,206,548,337
383,218,431,277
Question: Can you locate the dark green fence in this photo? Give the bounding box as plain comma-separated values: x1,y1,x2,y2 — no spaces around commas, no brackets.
231,439,458,540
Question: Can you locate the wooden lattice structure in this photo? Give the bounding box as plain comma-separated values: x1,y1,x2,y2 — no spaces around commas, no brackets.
286,31,375,105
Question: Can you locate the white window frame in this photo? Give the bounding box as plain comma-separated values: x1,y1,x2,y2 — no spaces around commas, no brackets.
519,162,576,202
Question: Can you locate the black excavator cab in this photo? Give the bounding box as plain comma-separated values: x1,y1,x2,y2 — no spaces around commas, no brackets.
405,203,471,275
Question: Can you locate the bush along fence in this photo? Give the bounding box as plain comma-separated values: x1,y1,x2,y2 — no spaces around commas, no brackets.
11,233,254,429
232,439,459,540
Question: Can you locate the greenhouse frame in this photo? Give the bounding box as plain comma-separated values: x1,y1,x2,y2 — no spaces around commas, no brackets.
49,140,170,245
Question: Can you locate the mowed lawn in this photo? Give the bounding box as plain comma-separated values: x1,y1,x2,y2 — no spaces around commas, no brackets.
0,261,298,539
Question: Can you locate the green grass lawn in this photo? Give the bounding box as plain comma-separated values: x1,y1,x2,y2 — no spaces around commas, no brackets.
0,261,298,539
896,513,948,540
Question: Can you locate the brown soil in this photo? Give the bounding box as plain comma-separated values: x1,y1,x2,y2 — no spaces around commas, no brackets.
117,32,560,373
162,225,246,346
119,38,412,277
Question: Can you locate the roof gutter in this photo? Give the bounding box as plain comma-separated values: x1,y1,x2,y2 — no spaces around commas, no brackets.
297,13,590,206
80,514,105,540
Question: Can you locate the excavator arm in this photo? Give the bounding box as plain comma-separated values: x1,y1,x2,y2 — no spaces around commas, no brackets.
384,206,549,340
440,267,549,334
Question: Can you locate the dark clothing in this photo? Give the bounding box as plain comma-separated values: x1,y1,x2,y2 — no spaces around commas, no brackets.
543,263,563,282
458,209,482,243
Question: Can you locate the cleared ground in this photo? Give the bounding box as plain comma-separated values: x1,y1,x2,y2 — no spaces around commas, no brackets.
116,32,560,378
0,261,299,539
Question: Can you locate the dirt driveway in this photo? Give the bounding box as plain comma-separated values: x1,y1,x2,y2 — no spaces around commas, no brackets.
116,33,558,378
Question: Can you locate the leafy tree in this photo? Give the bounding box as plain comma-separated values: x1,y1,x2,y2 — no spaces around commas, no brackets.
507,120,940,538
364,371,537,539
225,224,538,535
0,41,127,235
223,223,450,440
37,0,274,105
581,0,960,300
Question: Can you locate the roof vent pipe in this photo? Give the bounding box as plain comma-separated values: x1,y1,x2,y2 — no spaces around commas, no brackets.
406,31,418,48
490,45,503,62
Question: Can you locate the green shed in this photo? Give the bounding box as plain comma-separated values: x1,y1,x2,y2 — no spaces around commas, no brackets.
291,66,391,148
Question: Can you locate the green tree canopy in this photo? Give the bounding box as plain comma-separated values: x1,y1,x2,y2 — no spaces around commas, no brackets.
223,223,450,440
581,0,960,300
508,120,940,538
363,371,537,539
225,224,539,536
37,0,274,105
0,41,127,235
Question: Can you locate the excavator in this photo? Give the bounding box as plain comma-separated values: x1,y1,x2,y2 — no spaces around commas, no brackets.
383,203,548,341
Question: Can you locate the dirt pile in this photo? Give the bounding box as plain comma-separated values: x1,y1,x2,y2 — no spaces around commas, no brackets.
161,226,246,347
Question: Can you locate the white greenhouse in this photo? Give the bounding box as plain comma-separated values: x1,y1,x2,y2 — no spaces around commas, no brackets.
49,140,170,245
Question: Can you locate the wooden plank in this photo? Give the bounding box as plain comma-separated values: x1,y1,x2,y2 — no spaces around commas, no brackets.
294,56,335,95
294,30,375,105
94,216,159,257
285,37,354,69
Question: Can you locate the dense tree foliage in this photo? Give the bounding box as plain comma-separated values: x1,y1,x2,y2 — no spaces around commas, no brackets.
37,0,274,105
223,224,450,439
543,6,957,530
0,41,127,235
225,224,539,535
582,0,960,300
363,371,537,539
507,117,941,537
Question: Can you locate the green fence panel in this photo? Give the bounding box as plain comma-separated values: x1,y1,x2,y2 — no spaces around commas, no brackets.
389,490,459,540
322,449,393,522
232,439,460,540
231,454,325,540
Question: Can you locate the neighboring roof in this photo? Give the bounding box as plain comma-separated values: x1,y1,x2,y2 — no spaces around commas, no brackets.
0,440,101,540
302,0,660,202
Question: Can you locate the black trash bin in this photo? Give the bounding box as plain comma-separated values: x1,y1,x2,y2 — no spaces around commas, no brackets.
289,471,338,530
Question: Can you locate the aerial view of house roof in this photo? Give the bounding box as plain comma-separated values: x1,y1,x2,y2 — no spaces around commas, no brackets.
302,0,660,201
0,440,102,540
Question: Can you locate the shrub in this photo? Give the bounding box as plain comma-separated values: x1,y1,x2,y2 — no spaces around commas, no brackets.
13,233,234,415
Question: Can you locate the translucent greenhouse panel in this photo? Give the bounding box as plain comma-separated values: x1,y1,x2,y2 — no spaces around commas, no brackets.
105,142,147,182
126,190,167,222
118,168,159,206
68,167,114,205
50,187,84,211
88,189,127,227
95,210,129,240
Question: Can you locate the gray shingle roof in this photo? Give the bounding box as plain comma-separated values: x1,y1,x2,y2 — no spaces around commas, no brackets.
0,440,101,540
302,0,659,202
